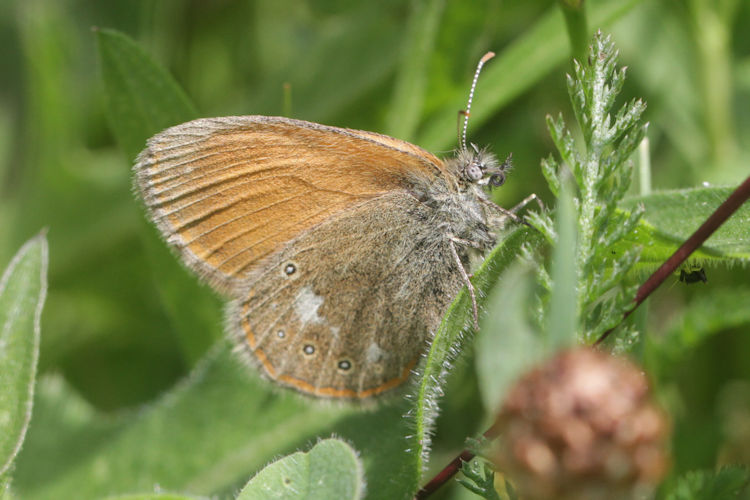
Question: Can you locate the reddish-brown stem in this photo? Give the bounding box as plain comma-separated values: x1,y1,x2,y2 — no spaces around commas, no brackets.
595,174,750,346
414,422,501,499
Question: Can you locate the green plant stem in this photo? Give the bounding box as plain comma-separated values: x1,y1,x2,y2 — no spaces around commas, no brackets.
638,137,651,196
558,0,589,63
576,54,608,318
688,0,738,171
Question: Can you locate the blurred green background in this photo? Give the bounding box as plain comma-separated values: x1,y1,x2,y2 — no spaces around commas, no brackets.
1,0,750,496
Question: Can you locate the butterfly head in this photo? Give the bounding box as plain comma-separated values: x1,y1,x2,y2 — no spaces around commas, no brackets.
454,52,511,190
454,144,512,188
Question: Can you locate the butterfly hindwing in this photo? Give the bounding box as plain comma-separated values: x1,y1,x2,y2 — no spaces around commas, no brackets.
229,192,464,398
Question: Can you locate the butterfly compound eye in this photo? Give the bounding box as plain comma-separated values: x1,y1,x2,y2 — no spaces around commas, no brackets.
467,162,484,181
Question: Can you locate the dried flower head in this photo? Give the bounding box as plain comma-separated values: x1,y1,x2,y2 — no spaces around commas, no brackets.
494,347,670,500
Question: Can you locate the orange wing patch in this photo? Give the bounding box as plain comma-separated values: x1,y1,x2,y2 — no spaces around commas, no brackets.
135,116,445,295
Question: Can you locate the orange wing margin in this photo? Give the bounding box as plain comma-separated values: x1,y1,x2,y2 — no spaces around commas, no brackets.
134,115,446,296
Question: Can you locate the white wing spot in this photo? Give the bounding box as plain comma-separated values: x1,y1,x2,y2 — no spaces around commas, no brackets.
294,286,325,325
366,342,386,363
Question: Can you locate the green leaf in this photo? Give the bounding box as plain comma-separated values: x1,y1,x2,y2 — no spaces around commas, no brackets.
103,495,201,500
237,438,364,500
623,187,750,260
95,28,198,161
14,344,338,499
96,28,221,365
409,226,544,475
475,264,543,415
0,475,10,500
12,375,127,494
14,342,416,500
457,458,501,500
0,234,48,477
546,186,578,349
665,466,750,500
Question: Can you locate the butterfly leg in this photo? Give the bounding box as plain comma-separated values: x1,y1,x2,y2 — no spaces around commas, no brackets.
510,193,545,214
481,193,545,229
448,237,480,330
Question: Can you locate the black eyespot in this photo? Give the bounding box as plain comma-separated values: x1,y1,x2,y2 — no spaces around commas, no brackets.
284,263,296,275
489,173,505,187
337,360,352,371
303,344,315,355
277,330,286,339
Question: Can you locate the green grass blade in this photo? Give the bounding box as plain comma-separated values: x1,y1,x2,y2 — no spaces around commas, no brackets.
384,0,446,141
416,0,645,151
546,186,579,349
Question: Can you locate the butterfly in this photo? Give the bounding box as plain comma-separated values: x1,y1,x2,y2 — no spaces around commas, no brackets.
134,52,532,399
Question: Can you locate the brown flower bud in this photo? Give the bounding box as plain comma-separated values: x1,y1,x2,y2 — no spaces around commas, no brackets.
494,347,670,500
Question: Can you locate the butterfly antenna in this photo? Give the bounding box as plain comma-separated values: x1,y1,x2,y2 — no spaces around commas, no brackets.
461,51,495,151
456,110,468,148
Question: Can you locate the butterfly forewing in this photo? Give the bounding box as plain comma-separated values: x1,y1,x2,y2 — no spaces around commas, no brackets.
134,116,446,295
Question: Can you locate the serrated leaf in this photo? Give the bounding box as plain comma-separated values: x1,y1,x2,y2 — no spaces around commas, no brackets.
0,234,48,477
611,188,749,276
237,438,364,500
622,187,750,259
540,156,561,197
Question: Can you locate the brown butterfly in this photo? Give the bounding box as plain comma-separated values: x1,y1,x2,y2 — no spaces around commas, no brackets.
134,53,532,399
